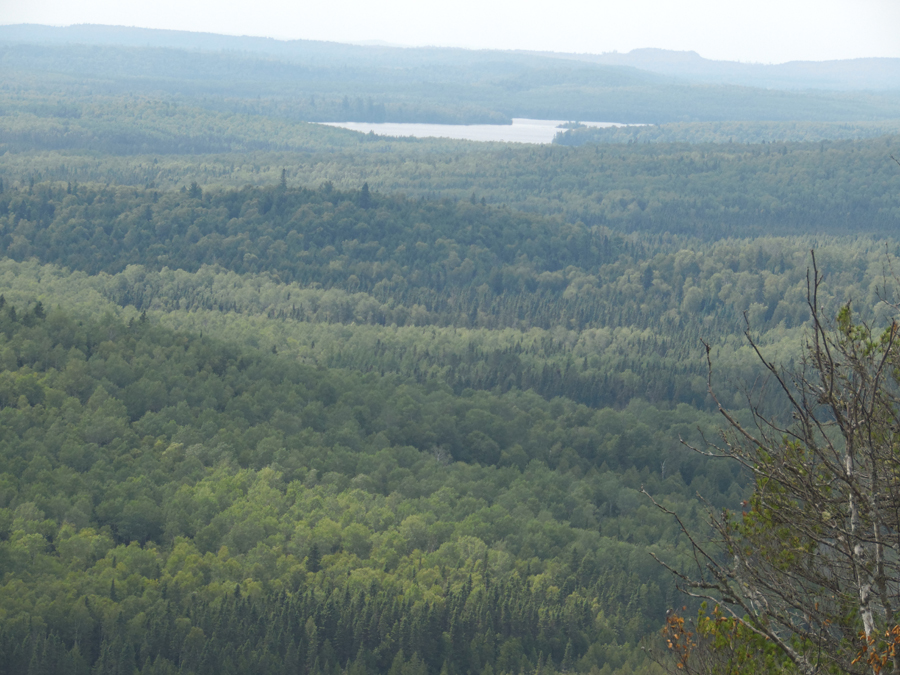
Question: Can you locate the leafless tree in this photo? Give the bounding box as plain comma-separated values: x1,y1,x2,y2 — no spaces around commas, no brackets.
646,252,900,675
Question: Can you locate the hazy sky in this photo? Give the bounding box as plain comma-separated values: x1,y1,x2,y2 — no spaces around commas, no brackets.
2,0,899,63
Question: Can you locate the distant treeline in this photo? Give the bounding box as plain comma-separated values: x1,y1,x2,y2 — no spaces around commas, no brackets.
554,120,900,145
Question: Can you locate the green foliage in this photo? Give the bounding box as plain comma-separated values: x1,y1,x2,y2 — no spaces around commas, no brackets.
4,133,897,242
657,605,795,675
0,300,724,674
0,93,380,155
0,181,626,284
0,180,896,413
1,37,897,673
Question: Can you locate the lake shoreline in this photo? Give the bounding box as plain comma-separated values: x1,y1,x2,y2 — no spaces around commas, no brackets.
319,118,630,144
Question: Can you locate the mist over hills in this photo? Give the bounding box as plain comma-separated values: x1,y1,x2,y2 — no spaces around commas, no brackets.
545,47,900,91
2,23,898,124
5,24,899,92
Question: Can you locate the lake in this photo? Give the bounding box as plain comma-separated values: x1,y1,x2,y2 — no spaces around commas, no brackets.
320,118,627,144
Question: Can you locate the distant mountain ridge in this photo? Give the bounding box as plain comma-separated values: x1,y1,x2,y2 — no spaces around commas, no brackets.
0,23,665,85
530,47,900,91
3,24,898,92
1,24,898,124
0,23,338,55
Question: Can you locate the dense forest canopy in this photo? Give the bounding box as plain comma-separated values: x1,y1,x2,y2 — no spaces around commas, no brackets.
0,296,734,675
0,175,897,672
1,179,897,411
2,94,899,241
1,24,900,675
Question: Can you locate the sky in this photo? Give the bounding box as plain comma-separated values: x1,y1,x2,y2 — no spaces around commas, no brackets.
1,0,899,64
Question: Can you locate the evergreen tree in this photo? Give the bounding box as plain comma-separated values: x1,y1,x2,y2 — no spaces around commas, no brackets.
359,183,371,209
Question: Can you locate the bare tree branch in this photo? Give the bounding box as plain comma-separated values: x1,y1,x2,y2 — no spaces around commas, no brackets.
648,253,900,675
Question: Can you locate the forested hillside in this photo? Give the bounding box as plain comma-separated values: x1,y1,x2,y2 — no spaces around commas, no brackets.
5,177,894,674
1,24,900,675
0,299,732,675
1,180,895,412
